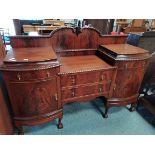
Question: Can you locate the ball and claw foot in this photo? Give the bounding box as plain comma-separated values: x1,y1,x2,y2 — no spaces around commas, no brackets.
57,118,63,129
57,122,63,129
103,113,108,118
17,127,24,135
129,105,136,112
103,106,109,118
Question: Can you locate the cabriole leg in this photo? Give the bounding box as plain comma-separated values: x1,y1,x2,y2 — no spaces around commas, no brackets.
129,103,136,112
103,102,109,118
57,117,63,129
17,126,24,135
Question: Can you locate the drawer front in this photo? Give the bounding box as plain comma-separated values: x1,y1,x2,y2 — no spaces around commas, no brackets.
61,82,111,102
8,68,57,82
60,70,114,88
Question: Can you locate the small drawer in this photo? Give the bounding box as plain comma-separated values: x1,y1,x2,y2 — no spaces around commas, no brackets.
9,68,57,82
60,70,114,87
61,82,111,101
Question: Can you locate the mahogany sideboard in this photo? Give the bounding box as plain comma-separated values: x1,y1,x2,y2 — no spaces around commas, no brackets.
0,27,151,134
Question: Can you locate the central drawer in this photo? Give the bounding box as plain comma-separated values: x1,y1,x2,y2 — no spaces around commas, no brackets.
60,70,114,88
61,82,111,102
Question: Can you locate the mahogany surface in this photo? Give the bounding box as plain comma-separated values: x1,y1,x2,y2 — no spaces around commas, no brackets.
4,47,57,63
0,27,151,134
59,55,114,74
0,86,14,135
101,44,149,55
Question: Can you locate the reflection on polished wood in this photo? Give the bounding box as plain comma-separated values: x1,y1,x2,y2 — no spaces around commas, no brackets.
101,44,149,55
59,55,114,74
4,47,57,63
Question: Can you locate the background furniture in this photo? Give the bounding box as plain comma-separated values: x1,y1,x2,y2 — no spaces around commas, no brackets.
43,19,65,26
116,19,129,29
123,19,146,34
0,36,6,59
151,19,155,30
0,28,10,46
0,27,150,134
126,31,155,54
84,19,114,34
13,19,44,35
13,19,66,35
23,25,66,35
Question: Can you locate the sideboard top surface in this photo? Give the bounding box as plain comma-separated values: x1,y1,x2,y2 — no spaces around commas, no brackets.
100,44,149,55
3,47,57,63
59,55,115,74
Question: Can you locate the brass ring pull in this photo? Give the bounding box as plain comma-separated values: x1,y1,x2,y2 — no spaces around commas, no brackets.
101,75,105,81
72,91,75,97
47,71,50,77
113,84,116,90
99,87,102,92
71,79,75,84
17,73,21,80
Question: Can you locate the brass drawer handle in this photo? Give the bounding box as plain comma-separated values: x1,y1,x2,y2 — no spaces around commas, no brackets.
47,71,50,78
72,91,75,97
113,84,116,90
99,87,102,92
101,75,105,81
54,94,58,101
71,79,75,84
17,73,21,80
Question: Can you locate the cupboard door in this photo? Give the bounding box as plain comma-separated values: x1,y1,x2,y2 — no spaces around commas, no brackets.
7,78,58,118
112,68,145,98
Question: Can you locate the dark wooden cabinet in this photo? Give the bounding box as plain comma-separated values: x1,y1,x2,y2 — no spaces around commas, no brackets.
0,48,63,134
0,27,151,134
98,44,150,116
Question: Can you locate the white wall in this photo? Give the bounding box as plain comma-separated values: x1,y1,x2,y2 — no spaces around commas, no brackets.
0,19,15,35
